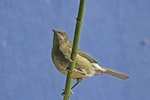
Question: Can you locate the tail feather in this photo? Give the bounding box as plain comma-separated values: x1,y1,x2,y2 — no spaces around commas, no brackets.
92,63,129,80
103,68,129,80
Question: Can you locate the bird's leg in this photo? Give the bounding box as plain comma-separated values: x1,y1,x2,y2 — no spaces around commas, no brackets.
61,78,82,96
66,58,75,73
68,58,74,63
66,60,75,73
66,66,70,72
71,78,83,90
64,55,74,63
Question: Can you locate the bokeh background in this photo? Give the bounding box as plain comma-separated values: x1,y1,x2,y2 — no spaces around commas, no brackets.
0,0,150,100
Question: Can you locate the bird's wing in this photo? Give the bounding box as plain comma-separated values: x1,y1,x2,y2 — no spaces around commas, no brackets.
78,50,99,64
59,43,99,64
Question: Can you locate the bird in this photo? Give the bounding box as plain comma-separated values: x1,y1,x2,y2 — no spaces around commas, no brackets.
51,29,129,90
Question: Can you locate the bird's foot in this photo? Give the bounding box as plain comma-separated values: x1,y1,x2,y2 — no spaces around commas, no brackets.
66,67,70,72
68,58,74,63
61,89,74,96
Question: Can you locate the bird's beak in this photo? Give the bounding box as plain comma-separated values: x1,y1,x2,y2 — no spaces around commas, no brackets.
52,29,59,36
52,29,56,33
52,29,64,40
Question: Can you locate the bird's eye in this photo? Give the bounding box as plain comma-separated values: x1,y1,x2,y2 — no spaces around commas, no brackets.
61,32,65,36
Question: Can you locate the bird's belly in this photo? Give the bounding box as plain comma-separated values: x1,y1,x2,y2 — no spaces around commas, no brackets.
52,55,88,79
52,55,69,75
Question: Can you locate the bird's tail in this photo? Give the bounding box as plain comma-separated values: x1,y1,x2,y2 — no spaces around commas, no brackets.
103,68,129,80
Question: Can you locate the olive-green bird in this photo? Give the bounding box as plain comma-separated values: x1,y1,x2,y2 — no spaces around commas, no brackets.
51,29,129,89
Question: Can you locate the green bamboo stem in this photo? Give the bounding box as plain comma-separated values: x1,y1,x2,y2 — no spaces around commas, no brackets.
63,0,86,100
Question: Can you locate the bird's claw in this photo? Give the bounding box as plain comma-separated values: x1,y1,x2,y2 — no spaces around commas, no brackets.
69,58,74,63
66,67,70,72
61,89,74,96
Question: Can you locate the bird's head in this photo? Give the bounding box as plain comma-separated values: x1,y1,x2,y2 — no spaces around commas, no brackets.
52,29,70,45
